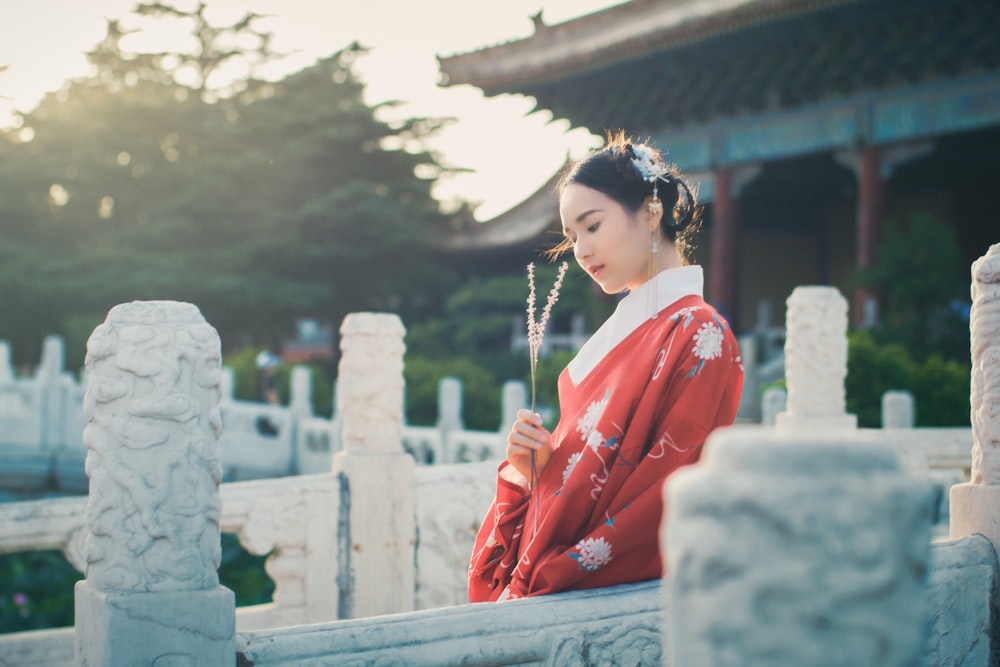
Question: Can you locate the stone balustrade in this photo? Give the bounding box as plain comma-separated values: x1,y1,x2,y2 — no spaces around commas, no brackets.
0,244,997,666
0,337,521,496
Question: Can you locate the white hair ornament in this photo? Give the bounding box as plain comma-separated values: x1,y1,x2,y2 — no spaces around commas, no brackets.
630,143,671,207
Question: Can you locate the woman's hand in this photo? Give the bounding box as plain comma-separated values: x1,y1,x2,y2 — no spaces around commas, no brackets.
504,409,553,485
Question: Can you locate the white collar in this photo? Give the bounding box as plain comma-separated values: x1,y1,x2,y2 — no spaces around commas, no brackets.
566,265,704,386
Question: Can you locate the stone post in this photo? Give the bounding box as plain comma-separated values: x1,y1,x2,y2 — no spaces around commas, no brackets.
775,286,857,432
500,380,526,433
951,244,1000,551
289,365,313,418
75,301,235,666
331,313,415,619
663,283,933,665
882,390,915,429
437,377,463,463
663,429,933,666
0,340,13,384
220,366,235,402
760,386,786,426
38,335,67,449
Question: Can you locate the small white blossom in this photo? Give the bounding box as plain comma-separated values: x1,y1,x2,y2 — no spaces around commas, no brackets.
693,322,724,360
576,390,610,442
562,452,582,485
586,429,605,450
575,536,613,571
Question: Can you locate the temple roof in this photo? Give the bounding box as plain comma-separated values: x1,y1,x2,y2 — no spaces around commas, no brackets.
437,0,1000,252
439,0,859,97
437,167,563,254
440,0,1000,134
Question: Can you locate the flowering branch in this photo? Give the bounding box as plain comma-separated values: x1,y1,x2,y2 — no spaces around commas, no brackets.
523,260,567,529
526,261,568,413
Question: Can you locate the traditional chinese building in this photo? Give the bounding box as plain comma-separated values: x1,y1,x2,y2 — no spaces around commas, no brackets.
438,0,1000,330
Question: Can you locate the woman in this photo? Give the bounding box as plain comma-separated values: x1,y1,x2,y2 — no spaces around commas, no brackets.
469,133,744,602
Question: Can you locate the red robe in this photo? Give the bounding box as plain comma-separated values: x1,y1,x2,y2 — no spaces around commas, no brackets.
469,269,743,602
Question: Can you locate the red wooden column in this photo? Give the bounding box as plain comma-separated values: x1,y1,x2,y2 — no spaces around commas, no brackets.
709,166,740,328
855,146,885,327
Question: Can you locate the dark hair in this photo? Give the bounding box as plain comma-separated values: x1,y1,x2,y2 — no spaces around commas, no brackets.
550,130,701,263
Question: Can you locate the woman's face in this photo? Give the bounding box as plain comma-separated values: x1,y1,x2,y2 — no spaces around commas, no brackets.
559,183,652,294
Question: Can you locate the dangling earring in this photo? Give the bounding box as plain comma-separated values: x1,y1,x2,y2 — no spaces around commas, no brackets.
647,190,663,318
648,227,659,319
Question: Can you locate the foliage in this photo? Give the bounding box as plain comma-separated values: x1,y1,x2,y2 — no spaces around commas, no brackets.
0,537,272,633
846,330,969,428
403,261,595,432
0,3,456,368
223,346,334,417
404,355,504,431
845,211,972,426
219,533,273,606
856,212,970,363
0,550,75,632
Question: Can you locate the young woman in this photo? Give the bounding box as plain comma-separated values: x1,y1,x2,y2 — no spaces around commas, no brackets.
469,132,744,602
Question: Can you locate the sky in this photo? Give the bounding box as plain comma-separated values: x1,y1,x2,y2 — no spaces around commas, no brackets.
0,0,619,220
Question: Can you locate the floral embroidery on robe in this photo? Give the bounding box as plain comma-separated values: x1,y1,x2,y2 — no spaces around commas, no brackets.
469,269,743,603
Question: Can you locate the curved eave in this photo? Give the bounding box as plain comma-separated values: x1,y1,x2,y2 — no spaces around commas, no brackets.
438,0,860,96
436,169,564,252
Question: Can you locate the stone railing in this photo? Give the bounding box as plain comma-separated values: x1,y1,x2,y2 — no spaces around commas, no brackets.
0,307,498,665
0,243,997,665
0,334,521,494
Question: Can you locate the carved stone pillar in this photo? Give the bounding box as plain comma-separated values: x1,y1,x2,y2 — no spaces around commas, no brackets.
951,244,1000,551
775,286,857,432
75,301,235,665
663,428,933,666
332,312,415,618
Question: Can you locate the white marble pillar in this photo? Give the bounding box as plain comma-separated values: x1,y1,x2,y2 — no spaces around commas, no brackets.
882,390,915,429
75,301,235,666
760,386,787,426
500,380,526,433
663,428,933,666
288,365,313,418
951,244,1000,551
38,335,67,449
220,366,236,402
331,312,415,618
0,340,13,384
437,377,463,464
776,286,857,432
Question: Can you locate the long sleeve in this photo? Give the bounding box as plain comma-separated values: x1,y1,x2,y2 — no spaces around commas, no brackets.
468,462,531,602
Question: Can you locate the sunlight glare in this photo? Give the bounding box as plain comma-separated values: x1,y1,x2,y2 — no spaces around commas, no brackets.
48,184,69,207
98,196,115,219
2,0,619,218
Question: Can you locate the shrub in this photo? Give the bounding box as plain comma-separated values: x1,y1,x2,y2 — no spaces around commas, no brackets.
404,355,504,431
846,330,969,427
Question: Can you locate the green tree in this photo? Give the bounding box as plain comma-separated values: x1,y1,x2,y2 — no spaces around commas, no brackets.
846,330,969,427
0,6,456,368
858,212,969,363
